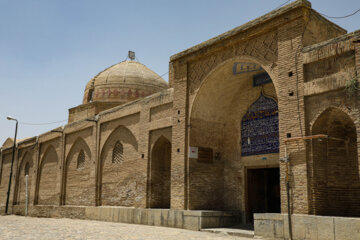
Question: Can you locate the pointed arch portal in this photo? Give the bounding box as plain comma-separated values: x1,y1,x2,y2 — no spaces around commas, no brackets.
189,57,280,222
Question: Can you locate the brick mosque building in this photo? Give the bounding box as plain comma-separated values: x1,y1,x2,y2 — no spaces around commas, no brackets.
1,1,360,239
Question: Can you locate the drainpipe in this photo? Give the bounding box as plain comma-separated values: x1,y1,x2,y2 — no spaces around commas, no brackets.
280,145,292,240
281,134,330,240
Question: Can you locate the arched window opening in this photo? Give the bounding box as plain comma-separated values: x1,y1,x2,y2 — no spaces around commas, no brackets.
112,141,123,164
87,88,94,102
77,150,85,169
24,162,30,176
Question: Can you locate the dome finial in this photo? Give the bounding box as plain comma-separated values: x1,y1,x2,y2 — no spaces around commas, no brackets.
128,51,135,61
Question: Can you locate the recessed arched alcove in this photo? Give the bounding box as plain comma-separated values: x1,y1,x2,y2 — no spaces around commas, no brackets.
15,151,33,205
37,145,58,205
99,125,139,206
311,107,360,217
148,136,171,209
64,137,92,206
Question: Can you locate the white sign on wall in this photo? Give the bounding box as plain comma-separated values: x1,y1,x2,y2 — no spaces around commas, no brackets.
189,146,198,159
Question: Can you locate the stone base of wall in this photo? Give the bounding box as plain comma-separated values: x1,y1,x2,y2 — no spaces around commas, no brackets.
1,205,239,231
254,213,360,240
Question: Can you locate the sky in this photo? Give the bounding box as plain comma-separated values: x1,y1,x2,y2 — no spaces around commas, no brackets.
1,0,360,144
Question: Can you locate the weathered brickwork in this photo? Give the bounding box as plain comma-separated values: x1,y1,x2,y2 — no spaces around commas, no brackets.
14,147,35,206
1,0,360,231
0,151,13,206
37,139,61,205
100,123,140,206
64,128,94,206
150,103,173,122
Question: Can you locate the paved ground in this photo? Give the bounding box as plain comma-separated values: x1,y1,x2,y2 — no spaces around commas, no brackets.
0,215,253,240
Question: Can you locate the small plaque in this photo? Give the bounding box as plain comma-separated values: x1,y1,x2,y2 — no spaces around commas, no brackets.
189,146,198,159
198,147,213,163
233,62,262,75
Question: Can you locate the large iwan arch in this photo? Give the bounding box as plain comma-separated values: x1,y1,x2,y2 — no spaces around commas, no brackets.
189,56,280,222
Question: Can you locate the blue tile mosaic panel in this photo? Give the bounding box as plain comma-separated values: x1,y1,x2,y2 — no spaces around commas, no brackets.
241,94,279,156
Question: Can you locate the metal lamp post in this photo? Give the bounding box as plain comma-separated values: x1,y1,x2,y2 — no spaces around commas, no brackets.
5,116,18,215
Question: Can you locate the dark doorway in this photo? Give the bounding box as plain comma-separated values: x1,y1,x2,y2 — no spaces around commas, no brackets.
247,168,280,223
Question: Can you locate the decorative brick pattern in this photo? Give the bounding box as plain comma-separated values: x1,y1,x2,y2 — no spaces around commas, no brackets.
188,32,278,94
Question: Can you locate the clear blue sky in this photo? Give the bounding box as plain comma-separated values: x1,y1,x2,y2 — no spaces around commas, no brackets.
1,0,360,144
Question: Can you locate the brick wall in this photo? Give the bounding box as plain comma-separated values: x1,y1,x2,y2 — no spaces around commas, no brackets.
37,140,60,205
64,129,94,206
0,151,13,206
100,124,140,206
15,149,34,205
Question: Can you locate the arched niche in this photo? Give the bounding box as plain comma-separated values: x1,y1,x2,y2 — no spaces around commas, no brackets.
37,145,58,205
64,137,92,206
148,136,171,208
99,125,139,206
311,107,360,217
15,151,33,205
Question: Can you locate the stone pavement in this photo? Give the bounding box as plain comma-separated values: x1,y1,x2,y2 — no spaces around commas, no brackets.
0,215,255,240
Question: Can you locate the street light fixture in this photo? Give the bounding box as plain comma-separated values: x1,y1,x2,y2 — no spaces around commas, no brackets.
5,116,18,215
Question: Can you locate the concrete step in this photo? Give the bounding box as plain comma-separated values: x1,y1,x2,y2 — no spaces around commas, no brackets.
201,228,254,238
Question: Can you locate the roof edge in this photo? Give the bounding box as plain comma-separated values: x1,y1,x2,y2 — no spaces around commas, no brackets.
302,30,360,53
170,0,311,62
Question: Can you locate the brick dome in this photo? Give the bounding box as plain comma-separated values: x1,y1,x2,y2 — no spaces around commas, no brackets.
83,60,168,104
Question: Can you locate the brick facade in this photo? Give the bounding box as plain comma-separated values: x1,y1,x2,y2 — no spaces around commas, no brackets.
1,0,359,227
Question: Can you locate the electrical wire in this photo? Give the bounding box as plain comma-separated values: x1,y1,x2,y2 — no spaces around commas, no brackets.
319,8,360,19
276,0,291,10
18,119,67,126
159,71,168,78
276,1,360,20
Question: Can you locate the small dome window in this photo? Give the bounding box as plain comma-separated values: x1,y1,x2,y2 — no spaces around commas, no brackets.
112,141,123,164
87,89,94,103
77,150,85,169
24,162,30,176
